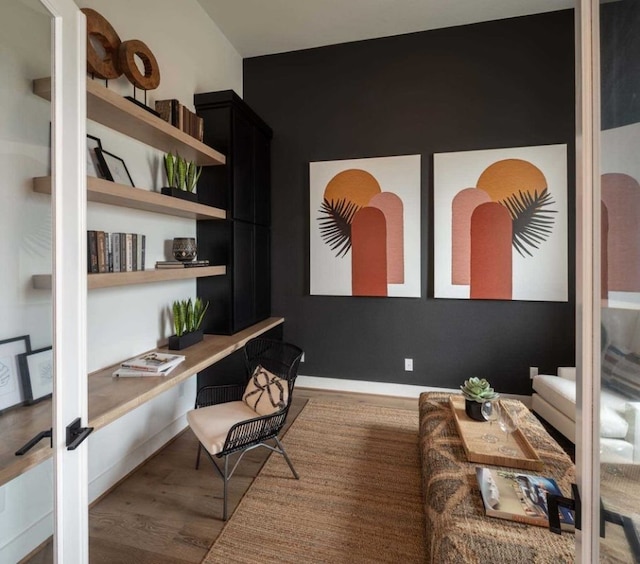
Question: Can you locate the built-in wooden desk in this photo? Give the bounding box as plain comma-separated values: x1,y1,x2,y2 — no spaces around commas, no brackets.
0,317,284,487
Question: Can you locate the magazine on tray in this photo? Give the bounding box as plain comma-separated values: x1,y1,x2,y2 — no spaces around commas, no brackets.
120,352,185,373
476,467,575,531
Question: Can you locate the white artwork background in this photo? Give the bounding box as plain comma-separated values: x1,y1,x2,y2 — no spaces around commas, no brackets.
310,154,421,297
434,144,568,302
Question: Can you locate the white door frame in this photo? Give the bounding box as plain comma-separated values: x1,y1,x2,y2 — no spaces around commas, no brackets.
44,0,88,561
576,0,602,561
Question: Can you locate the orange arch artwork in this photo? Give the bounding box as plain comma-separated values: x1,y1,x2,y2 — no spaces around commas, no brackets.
601,173,640,294
309,155,421,297
434,145,568,302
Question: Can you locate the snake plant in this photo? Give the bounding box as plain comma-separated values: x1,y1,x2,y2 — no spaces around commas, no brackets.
172,297,209,336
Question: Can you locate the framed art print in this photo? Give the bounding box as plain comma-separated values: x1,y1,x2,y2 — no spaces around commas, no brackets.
18,346,53,404
0,335,32,411
433,144,568,302
95,148,135,187
87,134,104,178
309,154,421,297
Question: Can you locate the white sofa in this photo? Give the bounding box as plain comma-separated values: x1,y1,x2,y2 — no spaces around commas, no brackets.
532,308,640,464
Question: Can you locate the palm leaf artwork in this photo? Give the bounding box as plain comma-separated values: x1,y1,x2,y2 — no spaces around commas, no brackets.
317,198,360,258
501,188,557,257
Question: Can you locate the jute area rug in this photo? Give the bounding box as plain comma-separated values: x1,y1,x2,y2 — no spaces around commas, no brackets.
203,399,426,563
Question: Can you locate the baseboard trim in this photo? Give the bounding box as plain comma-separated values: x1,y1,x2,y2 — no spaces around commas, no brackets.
296,375,532,406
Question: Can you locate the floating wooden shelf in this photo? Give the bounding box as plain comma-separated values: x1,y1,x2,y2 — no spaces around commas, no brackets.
32,266,226,290
33,176,226,220
33,77,226,166
0,317,284,487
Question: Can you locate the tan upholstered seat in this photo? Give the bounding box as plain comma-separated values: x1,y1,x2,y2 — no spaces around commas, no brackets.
187,401,259,455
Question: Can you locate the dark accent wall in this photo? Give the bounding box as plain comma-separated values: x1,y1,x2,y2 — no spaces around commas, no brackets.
243,10,576,395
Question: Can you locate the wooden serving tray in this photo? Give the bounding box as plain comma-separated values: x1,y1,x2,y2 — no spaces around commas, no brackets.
449,395,544,471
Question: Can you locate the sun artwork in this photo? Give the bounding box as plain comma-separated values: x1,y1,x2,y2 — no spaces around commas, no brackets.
451,157,556,300
477,159,547,202
318,168,405,296
323,169,381,206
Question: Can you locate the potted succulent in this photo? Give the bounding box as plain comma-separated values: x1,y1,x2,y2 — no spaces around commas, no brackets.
168,297,209,350
460,377,499,421
161,152,201,203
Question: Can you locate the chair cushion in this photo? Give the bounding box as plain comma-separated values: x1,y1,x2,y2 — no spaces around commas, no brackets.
187,401,259,455
242,365,289,416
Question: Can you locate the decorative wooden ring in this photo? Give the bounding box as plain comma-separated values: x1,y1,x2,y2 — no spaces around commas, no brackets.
118,39,161,91
81,8,122,79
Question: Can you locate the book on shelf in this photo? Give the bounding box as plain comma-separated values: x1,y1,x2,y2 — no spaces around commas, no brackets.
125,233,133,272
139,234,145,271
86,231,146,274
87,230,98,273
131,233,138,271
120,352,185,373
97,231,107,273
476,467,575,532
112,233,121,273
155,260,210,269
155,98,204,141
113,363,180,378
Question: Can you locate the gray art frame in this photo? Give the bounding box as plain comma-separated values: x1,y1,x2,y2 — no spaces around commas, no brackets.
0,335,32,411
18,346,53,404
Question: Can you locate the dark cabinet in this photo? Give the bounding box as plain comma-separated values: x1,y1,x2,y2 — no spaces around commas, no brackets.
194,91,272,334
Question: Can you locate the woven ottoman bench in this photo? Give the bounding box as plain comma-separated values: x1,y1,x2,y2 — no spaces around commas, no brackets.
419,391,575,563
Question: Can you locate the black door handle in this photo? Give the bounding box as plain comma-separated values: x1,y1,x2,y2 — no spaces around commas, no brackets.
15,428,52,455
66,417,93,450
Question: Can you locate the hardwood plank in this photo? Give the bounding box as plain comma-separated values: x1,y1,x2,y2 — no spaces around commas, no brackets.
33,77,225,166
0,318,284,487
33,176,226,220
31,266,228,291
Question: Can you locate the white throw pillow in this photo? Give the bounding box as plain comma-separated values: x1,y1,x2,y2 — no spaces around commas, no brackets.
242,365,289,416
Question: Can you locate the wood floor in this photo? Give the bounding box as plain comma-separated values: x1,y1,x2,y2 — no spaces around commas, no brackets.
24,389,418,564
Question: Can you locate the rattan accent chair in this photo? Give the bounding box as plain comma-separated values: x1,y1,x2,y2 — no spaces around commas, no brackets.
186,337,304,520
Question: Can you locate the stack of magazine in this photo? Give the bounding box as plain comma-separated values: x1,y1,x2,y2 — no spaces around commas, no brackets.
476,467,575,531
155,260,209,269
113,352,186,377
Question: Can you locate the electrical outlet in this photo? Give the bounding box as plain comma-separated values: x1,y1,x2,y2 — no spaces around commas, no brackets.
405,358,413,371
529,366,538,379
301,352,305,362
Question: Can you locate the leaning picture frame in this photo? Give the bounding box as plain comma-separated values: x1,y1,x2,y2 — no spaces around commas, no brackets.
87,134,105,178
95,148,135,187
0,335,32,411
18,346,53,404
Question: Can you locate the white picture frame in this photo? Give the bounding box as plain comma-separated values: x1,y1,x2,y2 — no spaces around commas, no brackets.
0,335,31,411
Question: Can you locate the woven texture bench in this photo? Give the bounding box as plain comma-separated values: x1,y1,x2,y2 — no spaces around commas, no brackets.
419,391,575,563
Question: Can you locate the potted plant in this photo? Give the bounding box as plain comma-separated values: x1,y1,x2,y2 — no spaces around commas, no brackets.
161,152,200,202
460,377,499,421
168,297,209,350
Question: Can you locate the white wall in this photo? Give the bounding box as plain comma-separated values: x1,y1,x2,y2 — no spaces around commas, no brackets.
0,1,242,561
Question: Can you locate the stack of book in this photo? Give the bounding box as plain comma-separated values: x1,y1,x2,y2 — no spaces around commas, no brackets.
155,260,209,269
155,99,204,142
88,231,146,274
113,351,186,377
